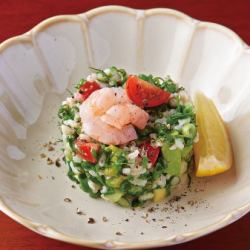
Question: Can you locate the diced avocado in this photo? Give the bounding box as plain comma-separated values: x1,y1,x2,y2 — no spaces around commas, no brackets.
170,176,180,186
104,166,119,177
181,146,193,160
106,176,125,188
111,154,124,164
111,155,119,163
139,192,154,201
108,145,122,153
182,123,196,139
153,188,167,203
117,197,130,208
180,160,188,174
161,143,181,176
108,145,125,163
171,130,179,136
128,185,144,196
103,191,123,203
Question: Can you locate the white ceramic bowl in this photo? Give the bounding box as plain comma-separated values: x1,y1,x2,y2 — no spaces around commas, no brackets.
0,6,249,249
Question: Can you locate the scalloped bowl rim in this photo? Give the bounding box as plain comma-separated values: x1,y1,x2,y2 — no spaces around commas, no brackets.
0,5,249,249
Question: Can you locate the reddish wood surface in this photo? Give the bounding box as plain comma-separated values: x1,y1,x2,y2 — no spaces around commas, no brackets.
0,0,250,249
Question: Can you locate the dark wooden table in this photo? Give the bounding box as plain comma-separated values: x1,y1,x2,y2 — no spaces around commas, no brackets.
0,0,250,249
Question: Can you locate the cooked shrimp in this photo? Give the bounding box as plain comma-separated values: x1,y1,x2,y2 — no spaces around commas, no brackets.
83,116,137,145
101,103,149,130
79,87,148,145
80,87,130,116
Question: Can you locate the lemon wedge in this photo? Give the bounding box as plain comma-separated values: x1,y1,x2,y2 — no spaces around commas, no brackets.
194,92,233,177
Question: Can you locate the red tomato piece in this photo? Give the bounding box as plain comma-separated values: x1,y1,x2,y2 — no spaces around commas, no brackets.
74,82,100,102
141,142,160,166
125,75,171,107
75,139,100,163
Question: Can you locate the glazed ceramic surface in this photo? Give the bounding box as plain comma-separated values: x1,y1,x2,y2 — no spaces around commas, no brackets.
0,6,249,249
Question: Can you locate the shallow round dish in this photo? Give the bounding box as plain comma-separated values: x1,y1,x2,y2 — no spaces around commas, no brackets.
0,5,249,249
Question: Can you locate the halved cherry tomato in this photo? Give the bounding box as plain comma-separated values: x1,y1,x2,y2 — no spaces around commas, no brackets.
74,82,100,102
75,139,100,163
125,75,171,107
141,142,160,166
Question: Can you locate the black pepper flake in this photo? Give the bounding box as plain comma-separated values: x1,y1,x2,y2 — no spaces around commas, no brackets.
48,145,55,151
40,153,46,158
64,198,72,203
71,185,76,189
88,218,95,224
51,176,55,180
140,232,144,235
102,217,108,222
162,226,167,229
116,232,122,236
188,200,196,206
125,219,129,222
55,158,61,167
148,207,155,213
172,196,181,202
47,157,54,165
152,218,156,222
76,208,85,215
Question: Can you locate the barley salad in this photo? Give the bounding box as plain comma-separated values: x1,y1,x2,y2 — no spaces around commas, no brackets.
58,67,197,207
